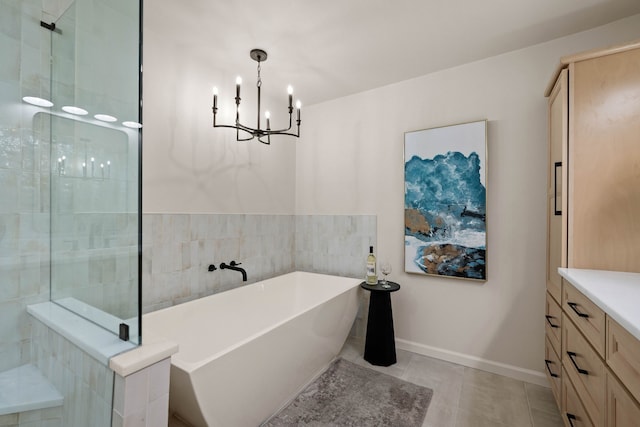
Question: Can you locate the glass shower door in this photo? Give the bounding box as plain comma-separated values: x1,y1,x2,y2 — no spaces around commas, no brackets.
49,0,142,343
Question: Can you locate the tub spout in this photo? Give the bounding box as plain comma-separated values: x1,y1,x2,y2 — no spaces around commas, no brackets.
220,261,247,281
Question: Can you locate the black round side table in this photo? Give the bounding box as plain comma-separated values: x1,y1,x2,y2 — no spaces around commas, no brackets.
360,281,400,367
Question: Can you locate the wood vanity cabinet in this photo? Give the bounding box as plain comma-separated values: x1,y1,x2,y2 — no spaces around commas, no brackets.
545,40,640,427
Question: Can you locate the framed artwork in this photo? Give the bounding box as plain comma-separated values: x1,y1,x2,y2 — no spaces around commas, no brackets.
404,120,487,281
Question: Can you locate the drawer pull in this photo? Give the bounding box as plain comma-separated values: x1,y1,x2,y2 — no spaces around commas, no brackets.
567,302,589,318
566,413,577,427
567,351,589,375
544,359,559,378
545,315,559,328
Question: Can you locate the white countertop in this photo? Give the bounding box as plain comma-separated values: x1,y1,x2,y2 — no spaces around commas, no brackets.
558,268,640,341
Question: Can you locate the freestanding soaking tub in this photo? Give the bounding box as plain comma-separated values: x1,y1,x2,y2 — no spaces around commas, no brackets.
143,271,361,426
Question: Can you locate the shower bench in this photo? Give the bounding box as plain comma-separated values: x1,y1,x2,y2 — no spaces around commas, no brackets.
0,364,63,421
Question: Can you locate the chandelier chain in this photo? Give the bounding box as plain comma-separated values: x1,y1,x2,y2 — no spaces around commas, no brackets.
257,61,262,88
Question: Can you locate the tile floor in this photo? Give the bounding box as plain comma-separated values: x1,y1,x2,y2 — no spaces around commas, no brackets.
169,339,563,427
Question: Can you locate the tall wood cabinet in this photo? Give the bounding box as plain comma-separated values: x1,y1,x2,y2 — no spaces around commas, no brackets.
544,41,640,427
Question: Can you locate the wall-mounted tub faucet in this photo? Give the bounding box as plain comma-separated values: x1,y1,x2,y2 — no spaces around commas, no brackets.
220,260,247,282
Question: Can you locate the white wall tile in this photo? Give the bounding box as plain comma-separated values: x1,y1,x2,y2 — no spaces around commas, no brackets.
148,359,170,402
122,368,148,417
145,394,168,427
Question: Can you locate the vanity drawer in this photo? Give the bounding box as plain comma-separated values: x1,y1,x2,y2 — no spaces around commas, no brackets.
607,370,640,427
607,317,640,403
545,336,562,405
562,369,595,427
562,314,605,427
563,281,605,357
545,291,562,354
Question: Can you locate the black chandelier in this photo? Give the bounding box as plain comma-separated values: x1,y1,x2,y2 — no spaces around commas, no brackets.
212,49,301,145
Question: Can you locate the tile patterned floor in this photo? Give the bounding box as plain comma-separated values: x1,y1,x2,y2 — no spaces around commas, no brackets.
169,339,563,427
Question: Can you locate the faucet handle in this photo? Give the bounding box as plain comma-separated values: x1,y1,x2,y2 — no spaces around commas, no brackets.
230,260,242,266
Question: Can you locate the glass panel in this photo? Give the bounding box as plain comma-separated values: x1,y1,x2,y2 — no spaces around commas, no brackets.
49,0,141,344
0,0,51,374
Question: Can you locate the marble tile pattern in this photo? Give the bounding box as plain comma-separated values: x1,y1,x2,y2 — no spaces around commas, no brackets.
338,339,564,427
142,214,376,316
30,318,113,427
142,214,296,313
112,358,171,427
294,215,377,279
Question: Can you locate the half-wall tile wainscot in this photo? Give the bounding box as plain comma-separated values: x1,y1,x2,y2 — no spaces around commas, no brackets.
142,214,376,338
30,318,113,426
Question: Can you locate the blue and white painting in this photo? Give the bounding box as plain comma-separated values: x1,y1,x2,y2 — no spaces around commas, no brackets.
404,120,487,281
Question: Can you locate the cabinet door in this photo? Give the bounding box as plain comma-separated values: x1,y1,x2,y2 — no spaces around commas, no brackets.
607,370,640,427
547,69,568,302
562,314,606,427
562,369,595,427
569,48,640,272
545,336,562,406
545,291,562,354
607,317,640,403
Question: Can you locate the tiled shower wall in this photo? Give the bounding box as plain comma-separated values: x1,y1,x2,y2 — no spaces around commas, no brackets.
51,212,138,319
0,0,53,374
142,214,377,321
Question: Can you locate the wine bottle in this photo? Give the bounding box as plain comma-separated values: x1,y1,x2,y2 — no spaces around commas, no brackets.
366,246,378,285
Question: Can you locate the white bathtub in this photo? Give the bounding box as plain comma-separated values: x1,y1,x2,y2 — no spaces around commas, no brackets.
143,271,361,426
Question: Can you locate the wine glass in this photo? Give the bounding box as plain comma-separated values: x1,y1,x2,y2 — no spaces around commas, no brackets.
380,261,392,288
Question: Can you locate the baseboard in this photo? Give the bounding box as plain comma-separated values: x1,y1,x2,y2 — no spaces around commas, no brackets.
395,338,550,387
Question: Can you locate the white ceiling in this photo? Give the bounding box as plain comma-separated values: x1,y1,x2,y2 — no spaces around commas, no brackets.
145,0,640,107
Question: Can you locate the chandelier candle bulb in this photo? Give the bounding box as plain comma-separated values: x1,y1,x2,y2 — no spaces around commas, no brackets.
287,85,293,110
235,77,242,101
212,87,218,110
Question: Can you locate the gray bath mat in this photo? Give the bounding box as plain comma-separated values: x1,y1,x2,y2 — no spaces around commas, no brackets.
263,358,433,427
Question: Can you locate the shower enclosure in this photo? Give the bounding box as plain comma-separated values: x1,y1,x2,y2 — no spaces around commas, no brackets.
48,0,142,342
0,0,141,425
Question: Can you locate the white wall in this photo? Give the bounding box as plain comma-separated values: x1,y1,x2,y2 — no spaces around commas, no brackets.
142,30,296,214
296,15,640,381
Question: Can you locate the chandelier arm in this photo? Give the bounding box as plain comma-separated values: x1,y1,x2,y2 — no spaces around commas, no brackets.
236,126,255,142
213,122,255,141
264,125,293,133
267,112,292,133
213,123,254,132
232,122,260,134
264,129,300,138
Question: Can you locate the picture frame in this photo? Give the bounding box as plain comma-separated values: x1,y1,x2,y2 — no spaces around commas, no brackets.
404,120,487,281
